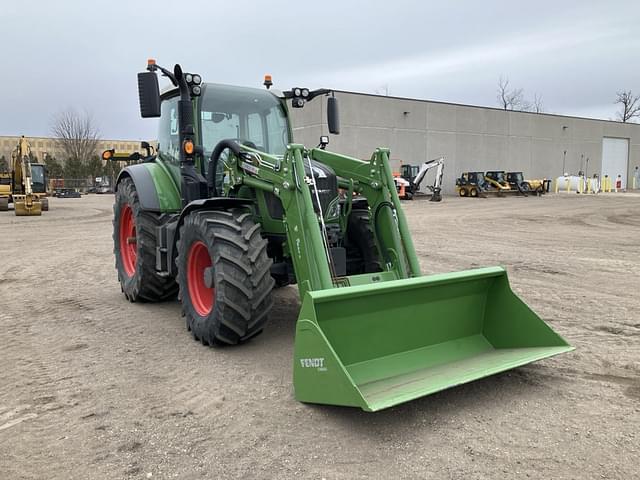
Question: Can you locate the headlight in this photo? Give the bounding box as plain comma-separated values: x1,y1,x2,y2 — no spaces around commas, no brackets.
192,74,202,85
192,85,201,96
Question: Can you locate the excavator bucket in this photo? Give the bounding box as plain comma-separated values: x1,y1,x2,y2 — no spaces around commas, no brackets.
293,266,572,411
14,195,42,216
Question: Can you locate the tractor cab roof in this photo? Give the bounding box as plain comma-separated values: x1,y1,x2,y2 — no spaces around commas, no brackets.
161,82,282,103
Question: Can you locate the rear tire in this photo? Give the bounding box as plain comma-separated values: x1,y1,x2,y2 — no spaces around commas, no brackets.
346,210,382,275
469,187,478,197
177,209,275,345
41,197,49,211
113,177,178,302
0,197,8,211
459,188,468,197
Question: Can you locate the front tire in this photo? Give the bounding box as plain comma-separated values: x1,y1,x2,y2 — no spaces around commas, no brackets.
346,210,383,275
177,209,275,346
113,178,178,302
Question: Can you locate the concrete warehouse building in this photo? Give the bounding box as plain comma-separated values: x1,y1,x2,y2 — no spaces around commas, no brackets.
290,91,640,194
0,135,142,164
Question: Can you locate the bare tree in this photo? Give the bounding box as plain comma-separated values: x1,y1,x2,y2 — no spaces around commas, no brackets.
375,84,390,96
614,90,640,122
51,109,101,164
532,93,544,113
497,77,545,113
497,76,524,110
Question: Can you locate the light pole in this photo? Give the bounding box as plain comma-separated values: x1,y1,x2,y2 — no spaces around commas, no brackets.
585,157,589,179
562,150,567,175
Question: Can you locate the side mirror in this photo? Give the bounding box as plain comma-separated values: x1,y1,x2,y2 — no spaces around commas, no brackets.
138,71,161,118
327,95,340,134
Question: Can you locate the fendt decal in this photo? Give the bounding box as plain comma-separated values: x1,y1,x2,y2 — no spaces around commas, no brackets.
240,161,259,175
299,358,327,371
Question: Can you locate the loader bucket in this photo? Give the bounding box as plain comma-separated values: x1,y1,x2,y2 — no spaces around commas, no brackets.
293,266,572,412
14,195,42,216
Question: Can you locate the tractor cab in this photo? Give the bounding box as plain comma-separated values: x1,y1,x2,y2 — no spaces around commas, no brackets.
156,83,292,185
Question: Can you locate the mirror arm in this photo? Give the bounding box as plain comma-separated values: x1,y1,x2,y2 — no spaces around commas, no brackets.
148,62,178,87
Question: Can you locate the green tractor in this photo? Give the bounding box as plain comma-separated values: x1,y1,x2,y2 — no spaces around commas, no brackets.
111,59,572,412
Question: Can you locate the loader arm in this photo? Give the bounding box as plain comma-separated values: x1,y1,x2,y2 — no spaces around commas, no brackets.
225,144,420,298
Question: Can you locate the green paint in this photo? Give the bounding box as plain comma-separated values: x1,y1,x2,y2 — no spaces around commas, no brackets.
293,267,573,411
143,162,181,212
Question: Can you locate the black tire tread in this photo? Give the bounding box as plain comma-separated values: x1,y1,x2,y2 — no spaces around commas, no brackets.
346,210,383,275
177,208,274,346
113,177,178,302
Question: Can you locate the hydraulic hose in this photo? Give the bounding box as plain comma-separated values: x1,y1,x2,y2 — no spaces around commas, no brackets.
207,139,242,196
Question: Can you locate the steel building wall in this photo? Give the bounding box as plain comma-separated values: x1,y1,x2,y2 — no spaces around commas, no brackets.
290,92,640,194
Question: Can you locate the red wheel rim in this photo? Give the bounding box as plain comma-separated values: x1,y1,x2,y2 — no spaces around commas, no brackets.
187,241,214,316
119,204,137,277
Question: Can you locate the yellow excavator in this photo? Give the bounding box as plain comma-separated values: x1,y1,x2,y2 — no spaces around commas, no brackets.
0,136,47,215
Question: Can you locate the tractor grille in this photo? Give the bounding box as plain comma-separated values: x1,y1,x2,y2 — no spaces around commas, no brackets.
305,160,338,218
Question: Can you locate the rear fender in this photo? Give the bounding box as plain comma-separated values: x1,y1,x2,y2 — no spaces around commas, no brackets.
116,163,181,213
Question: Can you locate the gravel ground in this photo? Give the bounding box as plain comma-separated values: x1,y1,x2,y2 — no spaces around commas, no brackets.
1,192,638,479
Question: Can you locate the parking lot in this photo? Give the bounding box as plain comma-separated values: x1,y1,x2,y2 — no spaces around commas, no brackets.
1,193,639,479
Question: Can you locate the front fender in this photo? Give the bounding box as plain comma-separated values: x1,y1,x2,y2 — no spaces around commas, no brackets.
176,197,254,230
116,163,181,213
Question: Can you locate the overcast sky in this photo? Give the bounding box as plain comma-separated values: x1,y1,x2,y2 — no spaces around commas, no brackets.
1,0,638,140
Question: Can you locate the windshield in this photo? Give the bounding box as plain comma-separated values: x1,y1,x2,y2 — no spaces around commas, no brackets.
31,165,44,183
200,84,290,157
31,165,46,193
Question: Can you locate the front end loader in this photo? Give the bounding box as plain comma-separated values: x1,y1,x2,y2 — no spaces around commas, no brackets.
484,170,513,197
111,60,572,411
506,172,551,196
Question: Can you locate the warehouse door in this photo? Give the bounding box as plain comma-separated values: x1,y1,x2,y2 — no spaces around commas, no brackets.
601,137,629,187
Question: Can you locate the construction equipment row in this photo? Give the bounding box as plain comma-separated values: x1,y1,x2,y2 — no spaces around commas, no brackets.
456,170,550,198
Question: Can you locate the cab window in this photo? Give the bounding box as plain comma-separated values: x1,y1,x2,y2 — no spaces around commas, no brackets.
157,96,180,165
247,113,265,149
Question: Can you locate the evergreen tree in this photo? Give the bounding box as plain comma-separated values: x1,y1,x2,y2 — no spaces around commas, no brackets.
44,155,64,178
84,155,103,179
